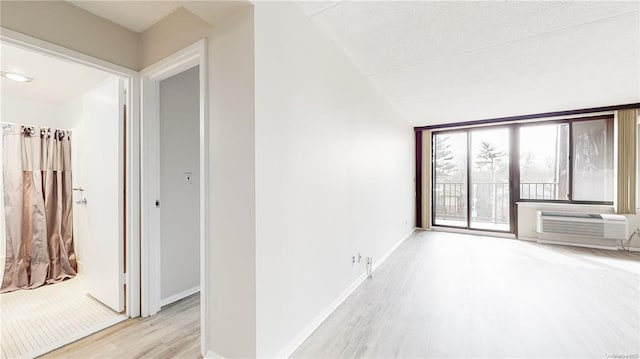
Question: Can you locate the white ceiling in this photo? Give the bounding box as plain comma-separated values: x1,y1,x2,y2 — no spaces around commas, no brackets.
0,43,113,104
28,1,640,126
68,1,250,33
297,1,640,126
69,1,181,33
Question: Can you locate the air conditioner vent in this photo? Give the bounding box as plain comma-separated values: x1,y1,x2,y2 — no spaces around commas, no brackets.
542,219,604,237
536,211,627,241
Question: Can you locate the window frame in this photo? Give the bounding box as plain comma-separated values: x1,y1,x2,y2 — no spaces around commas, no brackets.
431,126,515,234
516,114,614,205
431,129,470,230
430,114,615,234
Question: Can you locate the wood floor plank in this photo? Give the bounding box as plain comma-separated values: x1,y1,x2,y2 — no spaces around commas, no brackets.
40,231,640,358
293,231,640,358
42,294,200,359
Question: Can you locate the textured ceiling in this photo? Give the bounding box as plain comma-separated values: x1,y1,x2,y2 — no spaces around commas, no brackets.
297,1,640,126
1,43,112,104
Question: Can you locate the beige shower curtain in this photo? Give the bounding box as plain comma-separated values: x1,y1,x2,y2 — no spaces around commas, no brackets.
1,124,77,293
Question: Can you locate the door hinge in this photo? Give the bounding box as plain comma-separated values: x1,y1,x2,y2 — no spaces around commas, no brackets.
122,273,127,285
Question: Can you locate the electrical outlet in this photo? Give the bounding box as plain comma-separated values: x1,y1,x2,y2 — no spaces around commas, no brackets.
352,255,356,265
185,172,193,184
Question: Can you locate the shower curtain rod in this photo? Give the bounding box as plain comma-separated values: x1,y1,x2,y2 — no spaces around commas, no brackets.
0,122,73,131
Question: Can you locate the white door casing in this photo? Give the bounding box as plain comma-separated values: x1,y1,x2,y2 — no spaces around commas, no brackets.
140,39,208,356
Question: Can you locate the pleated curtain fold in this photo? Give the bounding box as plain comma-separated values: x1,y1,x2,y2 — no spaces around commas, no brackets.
615,109,638,214
1,123,77,293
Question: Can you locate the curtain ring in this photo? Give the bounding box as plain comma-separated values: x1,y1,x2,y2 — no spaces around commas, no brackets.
22,126,35,137
56,130,66,140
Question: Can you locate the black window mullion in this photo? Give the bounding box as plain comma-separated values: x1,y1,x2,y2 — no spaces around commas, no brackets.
416,131,423,227
568,120,573,201
466,130,471,230
509,124,519,234
431,132,435,228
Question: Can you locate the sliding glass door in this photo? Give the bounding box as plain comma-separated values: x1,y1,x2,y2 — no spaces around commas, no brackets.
433,132,467,227
470,128,510,231
432,128,512,233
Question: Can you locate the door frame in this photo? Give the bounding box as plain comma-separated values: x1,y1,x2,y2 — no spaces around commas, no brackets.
140,39,208,355
0,27,141,318
430,127,516,234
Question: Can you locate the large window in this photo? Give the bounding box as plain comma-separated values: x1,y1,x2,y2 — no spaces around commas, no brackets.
519,123,569,200
432,115,615,233
571,119,614,202
519,116,614,203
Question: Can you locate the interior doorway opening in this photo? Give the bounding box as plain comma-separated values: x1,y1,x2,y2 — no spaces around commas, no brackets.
0,40,130,358
158,66,201,307
140,40,208,356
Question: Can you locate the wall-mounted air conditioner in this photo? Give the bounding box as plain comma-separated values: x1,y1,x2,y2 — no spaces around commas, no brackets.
536,211,627,248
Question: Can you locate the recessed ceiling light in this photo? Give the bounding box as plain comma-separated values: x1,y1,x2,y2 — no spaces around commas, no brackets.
1,71,33,82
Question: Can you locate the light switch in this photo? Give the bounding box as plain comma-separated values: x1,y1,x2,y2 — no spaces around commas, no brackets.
185,172,193,184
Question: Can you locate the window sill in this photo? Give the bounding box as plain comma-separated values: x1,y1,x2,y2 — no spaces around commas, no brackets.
516,201,614,211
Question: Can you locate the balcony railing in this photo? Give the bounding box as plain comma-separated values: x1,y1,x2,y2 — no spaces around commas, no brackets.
434,182,559,224
519,182,559,200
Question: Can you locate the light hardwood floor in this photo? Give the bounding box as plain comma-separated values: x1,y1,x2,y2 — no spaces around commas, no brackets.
42,294,200,359
293,231,640,358
41,231,640,358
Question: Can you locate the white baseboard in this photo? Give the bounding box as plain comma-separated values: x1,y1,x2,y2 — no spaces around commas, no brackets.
372,229,415,272
537,239,617,251
160,285,200,307
275,229,416,358
76,260,84,275
517,236,537,242
205,350,226,359
432,226,516,239
617,246,640,252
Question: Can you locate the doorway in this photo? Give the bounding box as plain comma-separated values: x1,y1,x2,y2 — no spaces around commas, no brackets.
0,40,130,358
158,66,200,306
432,127,513,233
140,40,207,356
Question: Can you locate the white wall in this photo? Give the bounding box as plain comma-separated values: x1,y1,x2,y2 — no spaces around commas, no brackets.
1,96,70,129
140,8,213,69
253,2,415,357
1,1,141,70
207,8,256,358
159,66,200,302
